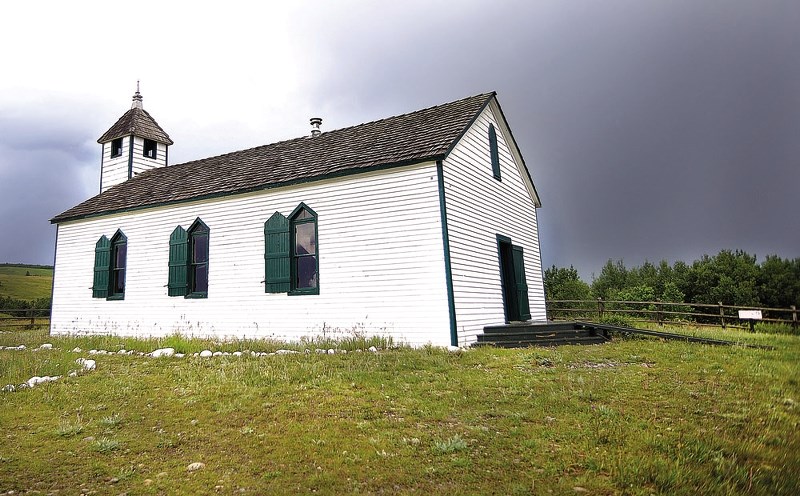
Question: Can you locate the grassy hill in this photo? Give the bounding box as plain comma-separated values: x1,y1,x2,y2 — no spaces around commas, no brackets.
0,264,53,301
0,328,798,494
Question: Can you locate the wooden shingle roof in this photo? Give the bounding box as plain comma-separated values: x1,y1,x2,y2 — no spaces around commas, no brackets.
53,92,495,223
97,107,174,145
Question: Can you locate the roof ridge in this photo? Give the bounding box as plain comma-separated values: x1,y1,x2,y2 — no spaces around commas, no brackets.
167,92,495,169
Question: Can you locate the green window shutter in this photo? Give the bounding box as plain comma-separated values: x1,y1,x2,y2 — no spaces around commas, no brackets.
489,124,501,179
264,212,290,293
168,226,188,297
92,236,111,298
511,245,531,320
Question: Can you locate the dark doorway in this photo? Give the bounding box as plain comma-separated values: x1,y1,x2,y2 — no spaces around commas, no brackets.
497,236,531,323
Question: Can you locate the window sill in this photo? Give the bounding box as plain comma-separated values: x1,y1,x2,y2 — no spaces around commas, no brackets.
288,288,319,296
185,292,208,299
106,294,124,301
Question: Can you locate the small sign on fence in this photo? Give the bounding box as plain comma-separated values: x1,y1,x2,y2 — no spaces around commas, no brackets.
738,309,762,332
738,310,762,320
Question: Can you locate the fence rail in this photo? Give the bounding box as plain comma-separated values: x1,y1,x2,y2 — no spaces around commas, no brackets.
546,299,798,330
0,308,51,328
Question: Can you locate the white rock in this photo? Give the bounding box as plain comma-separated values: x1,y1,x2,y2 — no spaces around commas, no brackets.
118,349,127,355
150,348,176,358
68,371,78,377
222,352,230,356
187,462,206,471
315,348,325,354
18,344,26,350
175,353,185,358
88,349,98,355
275,349,299,355
212,351,223,357
38,343,53,350
232,351,242,357
199,350,213,358
327,349,336,355
81,359,96,371
447,346,462,353
27,377,42,387
72,347,82,353
368,346,378,353
1,384,15,392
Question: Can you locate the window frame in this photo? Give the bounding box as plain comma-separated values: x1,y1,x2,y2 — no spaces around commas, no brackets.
186,218,209,298
143,139,157,160
111,138,123,158
289,203,319,296
107,230,127,300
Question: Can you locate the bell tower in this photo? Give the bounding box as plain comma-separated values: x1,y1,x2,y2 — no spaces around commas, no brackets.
97,83,173,193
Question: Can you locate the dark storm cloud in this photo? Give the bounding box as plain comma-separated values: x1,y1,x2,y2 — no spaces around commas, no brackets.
0,109,97,264
303,0,800,278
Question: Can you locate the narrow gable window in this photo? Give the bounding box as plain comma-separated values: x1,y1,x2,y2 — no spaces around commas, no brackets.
489,123,501,180
109,230,127,299
290,204,319,295
188,219,209,297
111,138,123,158
143,139,157,159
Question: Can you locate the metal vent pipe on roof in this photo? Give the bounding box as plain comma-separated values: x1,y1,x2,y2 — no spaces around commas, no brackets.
310,117,322,137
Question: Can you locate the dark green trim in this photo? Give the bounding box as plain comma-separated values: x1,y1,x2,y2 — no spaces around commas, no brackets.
489,123,501,180
127,135,134,180
99,144,105,195
436,160,458,346
288,203,320,296
49,225,58,334
52,158,445,224
165,146,169,167
496,234,513,323
108,229,127,300
441,92,495,158
187,218,209,299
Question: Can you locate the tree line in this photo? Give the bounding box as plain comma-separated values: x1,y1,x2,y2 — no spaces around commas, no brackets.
545,250,800,309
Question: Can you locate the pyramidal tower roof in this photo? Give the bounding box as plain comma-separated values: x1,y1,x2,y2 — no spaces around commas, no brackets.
97,84,173,145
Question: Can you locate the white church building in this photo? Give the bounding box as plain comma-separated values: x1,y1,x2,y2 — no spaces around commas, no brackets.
50,89,546,346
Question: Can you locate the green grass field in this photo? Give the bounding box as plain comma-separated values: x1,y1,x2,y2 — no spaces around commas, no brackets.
0,264,53,301
0,327,798,495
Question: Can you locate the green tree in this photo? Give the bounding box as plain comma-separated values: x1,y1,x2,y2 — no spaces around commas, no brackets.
544,265,591,301
682,250,759,306
757,255,800,308
591,259,628,299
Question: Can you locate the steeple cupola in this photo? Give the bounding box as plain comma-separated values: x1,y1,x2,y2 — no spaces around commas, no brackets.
97,83,173,193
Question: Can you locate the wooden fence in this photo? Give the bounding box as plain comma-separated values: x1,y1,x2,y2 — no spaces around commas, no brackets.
546,299,798,330
0,308,51,329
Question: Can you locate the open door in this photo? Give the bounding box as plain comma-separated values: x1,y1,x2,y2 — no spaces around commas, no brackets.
498,236,531,322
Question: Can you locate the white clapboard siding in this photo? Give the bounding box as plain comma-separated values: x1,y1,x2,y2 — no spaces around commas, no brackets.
130,137,167,177
101,137,168,191
100,139,129,193
52,161,452,346
442,103,547,345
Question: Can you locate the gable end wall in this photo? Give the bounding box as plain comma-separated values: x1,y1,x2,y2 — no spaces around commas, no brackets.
442,104,547,345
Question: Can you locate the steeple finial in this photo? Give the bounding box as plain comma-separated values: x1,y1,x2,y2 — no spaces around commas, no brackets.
131,81,143,109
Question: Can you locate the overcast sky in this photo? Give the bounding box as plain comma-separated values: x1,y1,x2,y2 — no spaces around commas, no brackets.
1,0,797,280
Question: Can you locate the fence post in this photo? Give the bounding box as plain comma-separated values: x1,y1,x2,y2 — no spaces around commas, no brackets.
656,299,663,326
597,297,604,321
792,305,797,330
718,302,725,329
28,309,35,327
